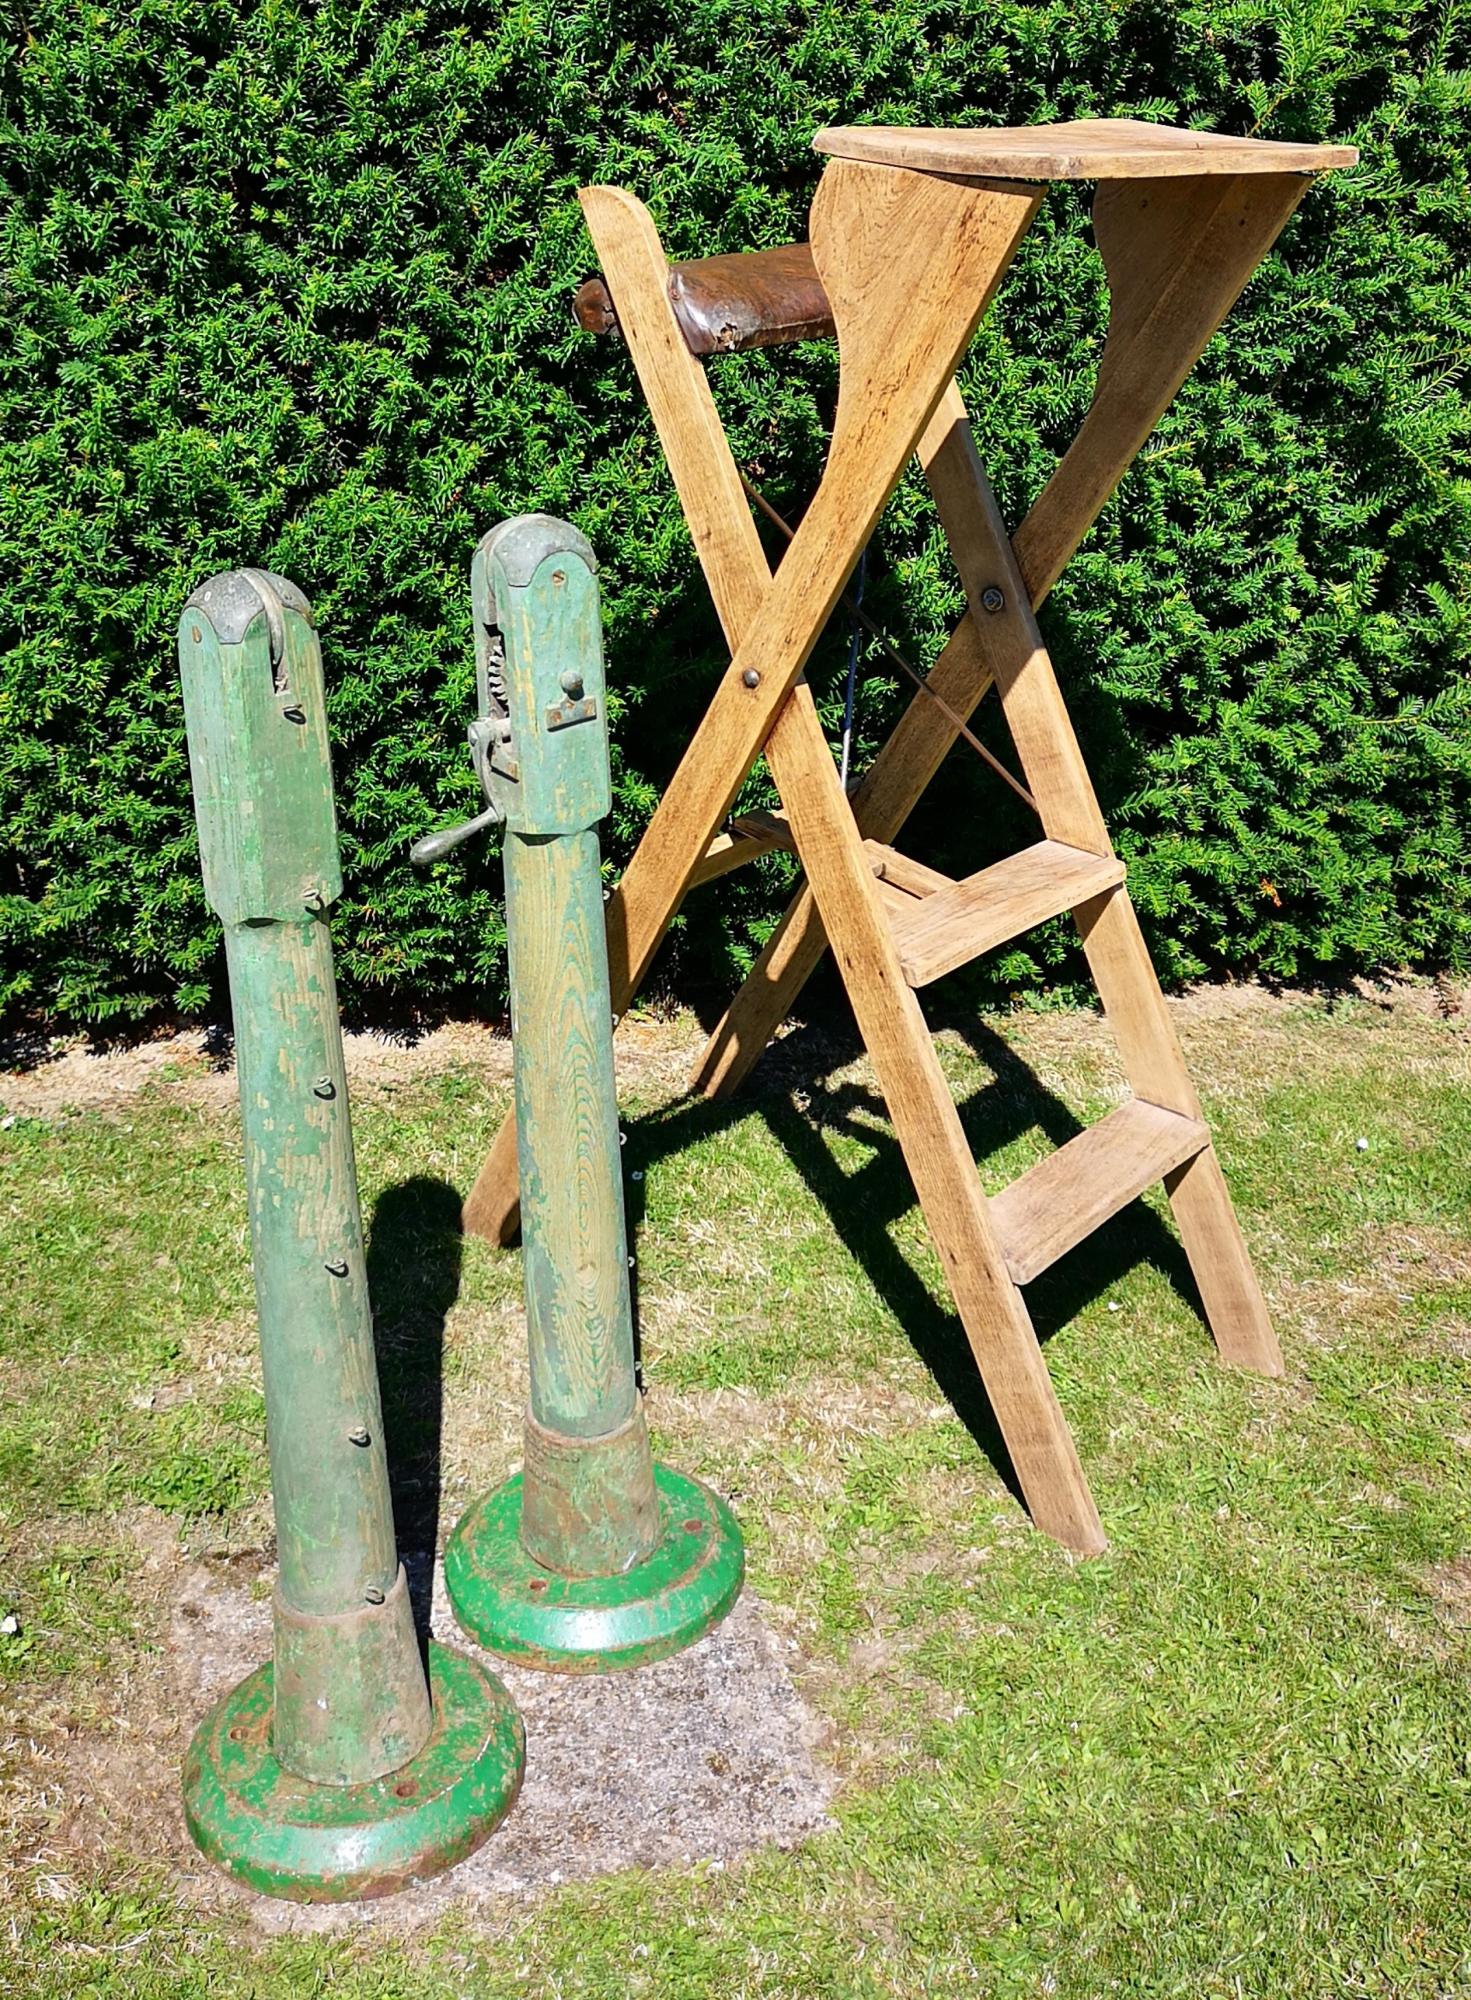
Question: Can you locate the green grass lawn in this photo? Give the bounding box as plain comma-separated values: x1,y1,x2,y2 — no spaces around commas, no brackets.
2,986,1469,1996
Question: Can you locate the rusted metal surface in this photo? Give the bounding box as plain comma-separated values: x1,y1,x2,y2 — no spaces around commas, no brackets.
519,1407,659,1577
182,1642,525,1902
447,1467,744,1675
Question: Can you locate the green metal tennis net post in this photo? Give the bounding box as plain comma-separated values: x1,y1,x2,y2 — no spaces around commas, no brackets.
421,517,743,1671
177,570,524,1900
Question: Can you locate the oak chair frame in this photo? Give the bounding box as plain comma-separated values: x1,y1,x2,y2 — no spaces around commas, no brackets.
461,122,1355,1552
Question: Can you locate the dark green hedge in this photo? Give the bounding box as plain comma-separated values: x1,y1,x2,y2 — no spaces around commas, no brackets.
2,0,1468,1028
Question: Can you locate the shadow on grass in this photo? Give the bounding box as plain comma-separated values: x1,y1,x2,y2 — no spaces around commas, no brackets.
623,997,1201,1512
366,1175,463,1640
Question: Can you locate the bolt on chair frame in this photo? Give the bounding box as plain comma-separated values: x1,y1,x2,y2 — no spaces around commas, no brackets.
461,120,1356,1554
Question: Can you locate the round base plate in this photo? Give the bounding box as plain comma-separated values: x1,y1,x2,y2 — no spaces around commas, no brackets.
445,1463,744,1673
182,1640,525,1902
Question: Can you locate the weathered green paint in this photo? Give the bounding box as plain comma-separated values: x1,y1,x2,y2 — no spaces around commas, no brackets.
446,1466,744,1673
223,913,401,1635
443,518,744,1670
182,1641,525,1902
518,1407,659,1576
178,570,524,1894
473,518,611,836
180,571,341,925
505,826,639,1448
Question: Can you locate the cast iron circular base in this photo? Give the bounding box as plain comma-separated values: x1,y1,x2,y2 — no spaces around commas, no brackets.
445,1463,744,1673
182,1640,525,1902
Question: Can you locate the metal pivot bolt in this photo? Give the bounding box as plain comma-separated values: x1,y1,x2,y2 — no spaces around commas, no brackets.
981,585,1005,613
441,517,744,1673
176,568,524,1901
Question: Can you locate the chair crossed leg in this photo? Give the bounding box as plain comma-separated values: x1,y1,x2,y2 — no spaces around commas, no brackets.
463,154,1298,1551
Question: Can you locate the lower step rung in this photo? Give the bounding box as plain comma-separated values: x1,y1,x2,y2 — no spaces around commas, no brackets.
989,1099,1210,1285
686,810,795,889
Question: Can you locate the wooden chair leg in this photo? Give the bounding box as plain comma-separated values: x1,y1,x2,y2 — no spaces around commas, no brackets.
694,174,1311,1096
762,684,1106,1554
1074,889,1281,1375
463,167,1040,1242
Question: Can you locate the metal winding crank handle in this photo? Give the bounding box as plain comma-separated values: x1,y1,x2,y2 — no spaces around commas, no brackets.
411,515,606,867
409,717,505,864
409,806,501,865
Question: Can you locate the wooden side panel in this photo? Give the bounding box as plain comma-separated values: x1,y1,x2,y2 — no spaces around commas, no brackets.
1013,173,1309,606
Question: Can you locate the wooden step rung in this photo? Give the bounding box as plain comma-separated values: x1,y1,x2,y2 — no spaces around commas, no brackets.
867,843,955,899
689,814,960,907
988,1099,1210,1286
686,809,796,889
889,839,1125,986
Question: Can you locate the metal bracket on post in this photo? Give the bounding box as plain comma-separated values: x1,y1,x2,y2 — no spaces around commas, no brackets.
177,571,524,1900
432,516,744,1672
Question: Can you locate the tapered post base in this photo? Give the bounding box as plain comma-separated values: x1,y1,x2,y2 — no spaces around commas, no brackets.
182,1641,525,1903
445,1464,743,1675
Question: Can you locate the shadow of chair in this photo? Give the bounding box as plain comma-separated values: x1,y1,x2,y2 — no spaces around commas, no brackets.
620,997,1201,1510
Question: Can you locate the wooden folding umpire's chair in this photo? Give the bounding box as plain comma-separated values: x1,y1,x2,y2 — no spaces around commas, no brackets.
461,119,1357,1553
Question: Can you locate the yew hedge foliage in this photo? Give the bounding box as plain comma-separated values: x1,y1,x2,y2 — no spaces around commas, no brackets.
1,0,1468,1027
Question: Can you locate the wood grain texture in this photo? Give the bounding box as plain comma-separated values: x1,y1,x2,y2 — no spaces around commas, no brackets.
1013,172,1311,606
931,433,1116,854
813,118,1356,181
469,171,1108,1553
179,592,397,1618
180,586,436,1785
462,182,767,1242
465,169,1039,1240
685,809,797,890
760,682,1107,1554
695,156,1326,1069
869,843,955,898
691,392,1002,1098
932,441,1282,1376
890,842,1125,987
989,1099,1209,1285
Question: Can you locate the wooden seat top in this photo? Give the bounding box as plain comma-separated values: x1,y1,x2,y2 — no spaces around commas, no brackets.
813,117,1356,181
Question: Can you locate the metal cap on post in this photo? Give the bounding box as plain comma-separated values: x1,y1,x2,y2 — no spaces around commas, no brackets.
177,571,525,1901
429,517,744,1671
